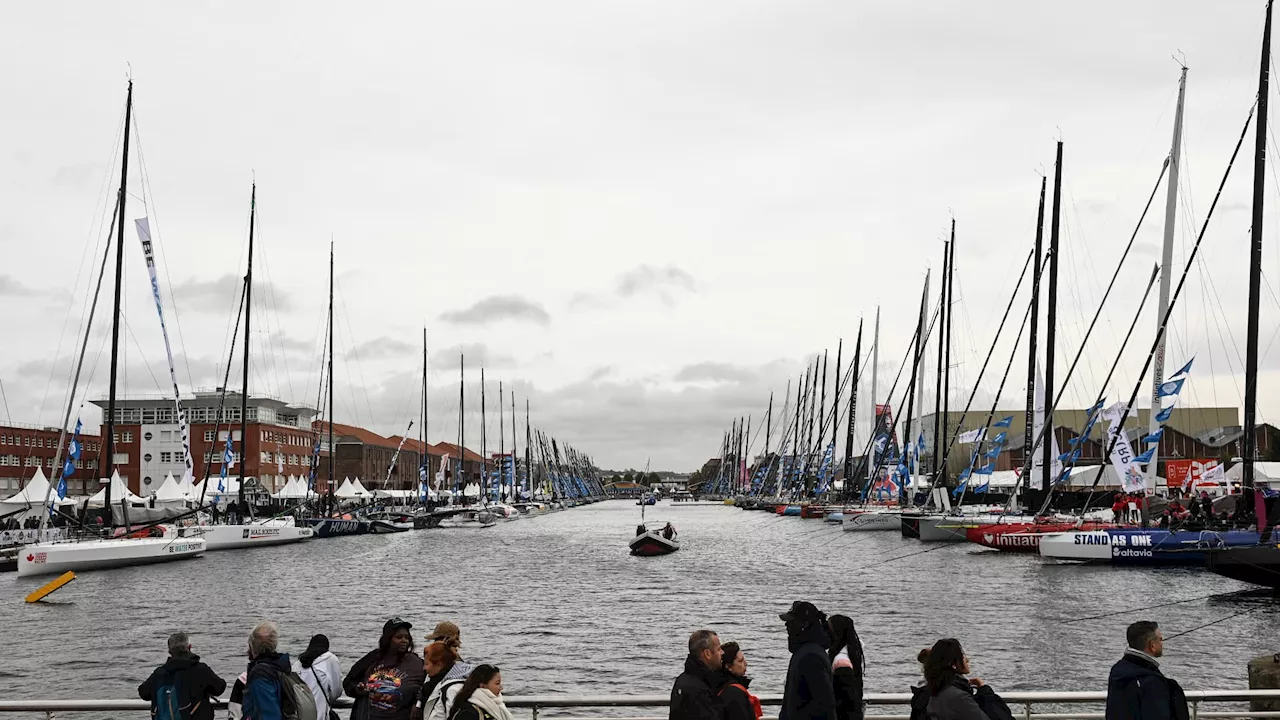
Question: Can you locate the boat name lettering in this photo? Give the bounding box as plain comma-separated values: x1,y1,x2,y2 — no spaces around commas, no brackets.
1113,547,1154,558
1074,534,1111,545
243,528,282,539
997,534,1039,547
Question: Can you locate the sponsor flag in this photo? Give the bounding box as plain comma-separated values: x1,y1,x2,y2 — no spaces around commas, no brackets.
993,416,1013,428
1170,358,1194,379
1157,379,1185,398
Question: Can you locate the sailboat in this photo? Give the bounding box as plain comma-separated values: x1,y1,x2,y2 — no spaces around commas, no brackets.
19,81,207,576
629,460,679,556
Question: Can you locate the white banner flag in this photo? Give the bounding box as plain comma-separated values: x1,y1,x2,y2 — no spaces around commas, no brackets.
137,218,194,482
957,428,986,444
1103,403,1144,493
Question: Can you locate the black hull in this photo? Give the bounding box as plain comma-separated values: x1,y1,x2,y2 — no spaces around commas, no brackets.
629,532,680,556
303,518,373,538
900,513,922,539
1205,545,1280,589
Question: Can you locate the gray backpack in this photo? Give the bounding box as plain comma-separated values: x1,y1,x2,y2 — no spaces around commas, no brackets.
280,671,318,720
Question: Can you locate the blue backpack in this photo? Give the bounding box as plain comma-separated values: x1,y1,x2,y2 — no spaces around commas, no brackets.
152,672,194,720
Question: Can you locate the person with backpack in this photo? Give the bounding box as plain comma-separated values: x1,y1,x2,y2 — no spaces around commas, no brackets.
718,642,761,720
908,639,1013,720
446,665,512,720
826,615,865,720
415,641,474,720
344,618,426,720
139,631,228,720
243,621,317,720
292,634,343,720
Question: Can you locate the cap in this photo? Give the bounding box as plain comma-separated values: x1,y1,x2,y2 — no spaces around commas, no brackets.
779,601,825,624
383,617,413,634
429,621,461,643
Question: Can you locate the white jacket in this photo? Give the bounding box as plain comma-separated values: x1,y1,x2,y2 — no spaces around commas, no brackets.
293,651,343,718
425,661,474,720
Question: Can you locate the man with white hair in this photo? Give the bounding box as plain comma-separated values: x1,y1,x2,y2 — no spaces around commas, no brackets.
138,631,227,720
244,621,292,720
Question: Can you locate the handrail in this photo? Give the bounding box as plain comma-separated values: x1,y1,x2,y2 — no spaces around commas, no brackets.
3,690,1280,718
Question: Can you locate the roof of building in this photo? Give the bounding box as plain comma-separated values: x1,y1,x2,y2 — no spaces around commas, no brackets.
430,442,487,464
313,420,396,448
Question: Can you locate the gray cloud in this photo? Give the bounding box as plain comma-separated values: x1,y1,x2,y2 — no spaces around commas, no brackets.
52,163,105,191
170,274,293,314
588,365,615,382
440,295,551,326
572,264,697,309
0,275,38,297
346,336,417,360
674,361,756,384
433,342,517,370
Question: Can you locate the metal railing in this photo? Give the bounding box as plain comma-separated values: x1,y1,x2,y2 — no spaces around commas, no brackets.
2,690,1280,720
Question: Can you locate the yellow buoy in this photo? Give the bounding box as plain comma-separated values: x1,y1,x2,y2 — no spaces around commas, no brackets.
25,571,75,603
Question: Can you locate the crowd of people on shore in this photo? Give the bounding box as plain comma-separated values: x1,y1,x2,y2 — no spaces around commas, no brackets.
135,605,1186,720
137,618,511,720
668,602,1186,720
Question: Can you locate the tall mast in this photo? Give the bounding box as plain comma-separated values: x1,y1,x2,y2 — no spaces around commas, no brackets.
868,307,880,483
916,271,929,476
104,80,133,513
765,393,773,459
511,390,518,500
844,321,863,497
459,354,465,495
932,235,949,479
525,399,532,499
1245,1,1273,492
1024,178,1047,497
481,368,487,503
239,183,255,514
327,243,334,494
831,339,843,485
499,381,505,501
791,372,803,498
903,274,928,506
1043,142,1063,499
422,328,428,498
742,416,750,495
941,228,955,489
1147,67,1188,491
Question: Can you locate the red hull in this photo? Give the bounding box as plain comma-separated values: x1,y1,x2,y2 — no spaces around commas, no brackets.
800,506,829,519
629,532,680,556
966,521,1116,552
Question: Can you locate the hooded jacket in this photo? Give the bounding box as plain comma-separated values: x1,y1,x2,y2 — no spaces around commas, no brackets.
139,650,228,720
345,649,426,720
908,678,1013,720
423,661,475,720
670,653,725,720
1105,651,1189,720
293,651,342,720
244,653,291,720
779,623,835,720
831,646,864,720
718,673,761,720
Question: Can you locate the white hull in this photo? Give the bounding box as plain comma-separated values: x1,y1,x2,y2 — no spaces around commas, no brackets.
1038,530,1113,562
842,511,900,532
17,537,206,577
182,522,313,550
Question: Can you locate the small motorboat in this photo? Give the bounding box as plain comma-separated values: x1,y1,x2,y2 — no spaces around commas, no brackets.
630,522,680,556
365,511,414,533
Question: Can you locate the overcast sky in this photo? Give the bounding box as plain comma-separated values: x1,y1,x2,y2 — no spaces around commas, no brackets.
3,1,1279,471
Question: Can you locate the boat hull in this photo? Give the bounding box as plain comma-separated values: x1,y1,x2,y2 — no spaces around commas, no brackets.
842,511,900,532
303,518,374,538
629,531,679,556
17,537,206,577
1205,545,1280,588
1040,529,1261,565
369,520,413,533
966,522,1114,552
182,522,313,550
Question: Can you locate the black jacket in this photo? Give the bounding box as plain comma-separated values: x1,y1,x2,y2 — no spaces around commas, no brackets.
780,624,835,720
670,654,725,720
909,679,1013,720
138,651,228,720
1105,652,1189,720
718,673,759,720
831,661,863,720
448,703,496,720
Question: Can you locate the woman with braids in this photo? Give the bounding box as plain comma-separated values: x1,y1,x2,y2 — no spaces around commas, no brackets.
826,615,865,720
908,639,1012,720
447,665,512,720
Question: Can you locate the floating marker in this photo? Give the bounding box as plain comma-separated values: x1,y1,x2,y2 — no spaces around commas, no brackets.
24,571,75,603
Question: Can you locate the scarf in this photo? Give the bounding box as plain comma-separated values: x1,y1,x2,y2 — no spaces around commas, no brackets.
468,689,514,720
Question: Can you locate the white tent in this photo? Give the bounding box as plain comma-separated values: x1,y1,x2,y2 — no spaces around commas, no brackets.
1,468,58,523
87,471,146,508
152,473,188,503
275,476,311,500
88,470,183,523
349,478,372,498
1226,461,1280,486
177,474,198,500
200,475,241,499
462,482,481,498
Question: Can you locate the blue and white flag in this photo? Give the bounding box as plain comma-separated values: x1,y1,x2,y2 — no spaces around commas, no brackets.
991,431,1008,446
993,416,1013,428
1134,447,1156,464
1144,428,1164,444
985,446,1002,460
975,463,994,476
972,481,990,494
952,479,968,498
1157,378,1185,398
59,419,83,498
1155,406,1174,424
1170,358,1194,379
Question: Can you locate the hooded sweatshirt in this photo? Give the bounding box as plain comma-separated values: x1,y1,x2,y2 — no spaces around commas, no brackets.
1105,650,1189,720
139,650,228,720
780,623,835,720
293,651,343,720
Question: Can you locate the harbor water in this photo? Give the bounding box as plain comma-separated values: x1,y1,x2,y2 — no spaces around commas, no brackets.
1,500,1276,706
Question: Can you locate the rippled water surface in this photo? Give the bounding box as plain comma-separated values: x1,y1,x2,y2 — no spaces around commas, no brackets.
2,501,1277,712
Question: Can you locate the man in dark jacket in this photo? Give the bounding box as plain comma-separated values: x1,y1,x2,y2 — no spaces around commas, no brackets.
138,631,228,720
670,629,725,720
1105,621,1189,720
779,601,835,720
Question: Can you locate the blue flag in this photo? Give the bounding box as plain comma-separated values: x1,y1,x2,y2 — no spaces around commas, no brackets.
975,464,994,476
952,479,968,498
972,481,989,494
1157,379,1185,397
985,446,1002,460
1134,447,1156,464
1170,357,1194,379
1155,406,1174,424
991,431,1008,445
993,416,1013,428
957,467,971,481
1144,428,1164,444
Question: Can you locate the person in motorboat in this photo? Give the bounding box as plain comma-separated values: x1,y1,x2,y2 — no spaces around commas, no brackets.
292,634,342,720
637,524,648,536
243,622,292,720
663,522,676,540
718,642,762,720
669,629,725,720
139,631,227,720
908,639,1012,720
446,665,512,720
345,618,426,720
1105,621,1188,720
415,639,474,720
826,615,865,720
779,601,835,720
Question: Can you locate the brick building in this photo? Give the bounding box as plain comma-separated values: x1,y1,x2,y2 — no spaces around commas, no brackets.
0,424,102,495
315,422,421,490
91,390,321,496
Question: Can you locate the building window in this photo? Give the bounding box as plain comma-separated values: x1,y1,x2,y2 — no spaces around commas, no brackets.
112,453,129,465
160,452,173,463
144,432,153,441
122,432,134,443
144,453,153,463
204,430,215,443
143,476,153,487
